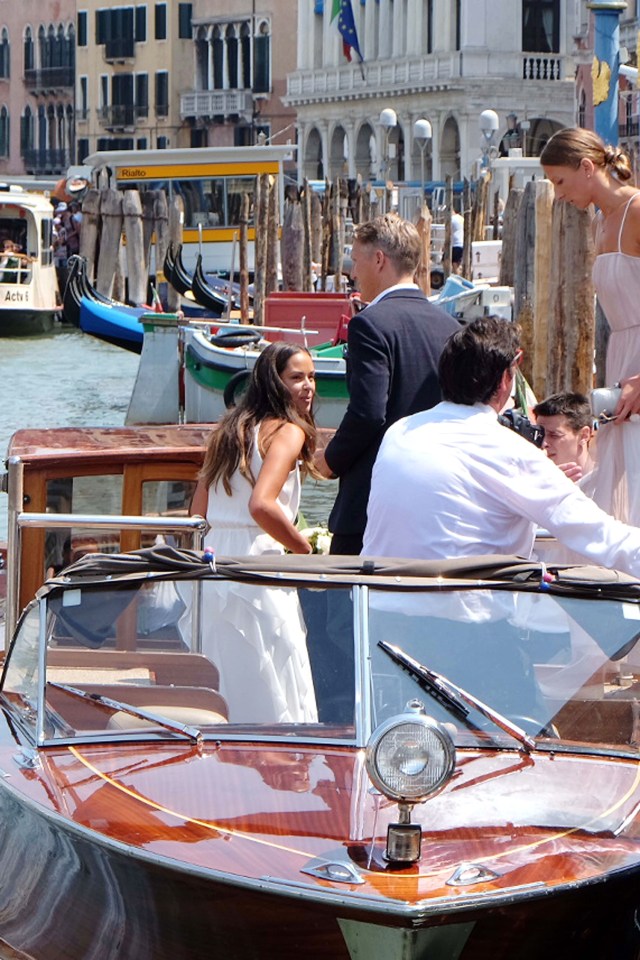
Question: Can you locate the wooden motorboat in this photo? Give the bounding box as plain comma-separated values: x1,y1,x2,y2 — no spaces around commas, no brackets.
2,537,640,958
0,185,59,335
181,324,348,427
0,423,335,641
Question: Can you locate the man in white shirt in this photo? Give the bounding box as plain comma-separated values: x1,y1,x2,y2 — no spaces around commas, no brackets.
363,316,640,577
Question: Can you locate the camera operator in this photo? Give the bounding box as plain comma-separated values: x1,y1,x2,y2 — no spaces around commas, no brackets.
363,316,640,577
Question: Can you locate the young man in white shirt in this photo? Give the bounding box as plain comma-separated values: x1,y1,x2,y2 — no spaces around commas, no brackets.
363,316,640,577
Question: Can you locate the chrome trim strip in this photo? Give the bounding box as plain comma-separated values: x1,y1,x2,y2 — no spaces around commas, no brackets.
5,455,24,649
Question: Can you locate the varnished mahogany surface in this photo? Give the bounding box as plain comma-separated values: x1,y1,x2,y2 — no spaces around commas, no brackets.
2,711,640,958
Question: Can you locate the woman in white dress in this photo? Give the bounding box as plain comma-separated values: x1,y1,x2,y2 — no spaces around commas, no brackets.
191,342,319,724
542,128,640,524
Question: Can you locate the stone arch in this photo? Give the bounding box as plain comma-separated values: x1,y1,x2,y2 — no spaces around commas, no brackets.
383,121,405,183
328,123,348,179
303,126,324,180
440,115,460,180
355,121,376,180
526,117,563,157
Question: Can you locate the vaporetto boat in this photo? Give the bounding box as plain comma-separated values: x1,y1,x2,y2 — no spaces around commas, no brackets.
181,325,348,428
0,184,58,335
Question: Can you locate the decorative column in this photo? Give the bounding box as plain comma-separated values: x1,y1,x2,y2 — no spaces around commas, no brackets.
587,0,627,145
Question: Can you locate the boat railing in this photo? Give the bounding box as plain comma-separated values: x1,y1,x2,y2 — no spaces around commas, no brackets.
5,512,207,651
180,319,320,337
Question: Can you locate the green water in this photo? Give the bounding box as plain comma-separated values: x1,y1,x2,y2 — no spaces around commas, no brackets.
0,324,337,540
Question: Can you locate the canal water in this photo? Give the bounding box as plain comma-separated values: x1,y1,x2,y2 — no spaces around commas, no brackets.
0,325,338,542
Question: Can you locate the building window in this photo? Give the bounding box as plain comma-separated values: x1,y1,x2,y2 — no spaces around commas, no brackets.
0,106,9,157
23,26,33,72
136,6,147,42
77,137,89,161
136,137,147,149
522,0,559,54
79,76,88,119
20,105,33,155
157,135,168,148
0,29,10,80
155,70,168,117
78,11,87,47
155,3,167,40
253,20,270,94
96,7,135,59
578,88,586,129
136,73,148,117
178,3,192,39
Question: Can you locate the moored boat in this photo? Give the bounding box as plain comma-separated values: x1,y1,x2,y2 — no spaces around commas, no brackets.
181,324,348,427
0,185,59,336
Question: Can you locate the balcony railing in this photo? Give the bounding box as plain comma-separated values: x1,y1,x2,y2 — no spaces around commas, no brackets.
180,89,253,120
620,118,640,139
287,50,569,104
24,66,74,91
97,105,148,130
522,54,562,80
23,148,71,175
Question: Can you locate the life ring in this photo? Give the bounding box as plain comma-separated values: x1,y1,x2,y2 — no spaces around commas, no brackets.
209,328,261,350
223,369,251,408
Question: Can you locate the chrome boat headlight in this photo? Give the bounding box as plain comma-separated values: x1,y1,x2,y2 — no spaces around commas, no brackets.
365,700,456,863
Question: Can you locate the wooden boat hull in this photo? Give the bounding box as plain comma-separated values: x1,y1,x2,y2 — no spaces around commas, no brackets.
182,328,348,428
1,736,640,960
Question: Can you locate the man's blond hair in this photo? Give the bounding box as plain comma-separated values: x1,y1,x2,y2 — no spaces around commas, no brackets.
353,213,421,275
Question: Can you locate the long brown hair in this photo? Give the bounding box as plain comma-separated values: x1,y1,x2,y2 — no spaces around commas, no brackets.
540,127,633,182
199,341,318,495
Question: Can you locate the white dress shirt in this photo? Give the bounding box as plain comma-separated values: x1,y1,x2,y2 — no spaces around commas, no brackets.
363,401,640,577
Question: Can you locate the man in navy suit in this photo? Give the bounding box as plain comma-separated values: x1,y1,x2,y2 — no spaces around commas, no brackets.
315,213,459,555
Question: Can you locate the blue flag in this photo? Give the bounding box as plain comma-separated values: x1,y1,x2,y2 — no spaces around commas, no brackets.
336,0,363,63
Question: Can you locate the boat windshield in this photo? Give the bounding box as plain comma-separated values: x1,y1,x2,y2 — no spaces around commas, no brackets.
367,588,640,756
1,577,356,743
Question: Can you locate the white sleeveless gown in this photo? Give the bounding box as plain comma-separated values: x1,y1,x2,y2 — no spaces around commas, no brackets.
201,427,317,723
592,195,640,525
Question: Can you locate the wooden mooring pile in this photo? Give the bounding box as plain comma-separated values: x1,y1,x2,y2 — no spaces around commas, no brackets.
80,170,601,395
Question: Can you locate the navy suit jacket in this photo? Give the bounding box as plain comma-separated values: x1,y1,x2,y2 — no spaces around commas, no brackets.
324,287,459,539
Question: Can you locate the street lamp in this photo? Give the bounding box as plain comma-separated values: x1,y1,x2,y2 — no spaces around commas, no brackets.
413,118,432,207
479,109,499,169
379,107,397,181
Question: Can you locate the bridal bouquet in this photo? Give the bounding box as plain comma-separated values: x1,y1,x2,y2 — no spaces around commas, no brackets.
299,526,332,555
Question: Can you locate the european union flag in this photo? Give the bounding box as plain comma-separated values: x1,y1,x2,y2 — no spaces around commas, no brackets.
335,0,363,63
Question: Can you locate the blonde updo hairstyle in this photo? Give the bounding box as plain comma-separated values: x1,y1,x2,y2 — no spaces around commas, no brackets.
540,127,633,182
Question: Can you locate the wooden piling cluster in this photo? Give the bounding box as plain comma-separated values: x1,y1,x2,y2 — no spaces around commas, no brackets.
506,178,596,399
80,167,599,400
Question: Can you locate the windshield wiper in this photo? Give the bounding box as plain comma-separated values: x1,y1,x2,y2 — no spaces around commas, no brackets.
48,682,203,745
378,639,535,753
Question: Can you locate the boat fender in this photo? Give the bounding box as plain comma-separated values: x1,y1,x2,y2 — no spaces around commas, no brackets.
223,369,251,408
209,329,262,350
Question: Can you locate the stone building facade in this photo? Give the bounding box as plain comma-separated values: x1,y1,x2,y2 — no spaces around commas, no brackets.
0,0,75,177
287,0,582,185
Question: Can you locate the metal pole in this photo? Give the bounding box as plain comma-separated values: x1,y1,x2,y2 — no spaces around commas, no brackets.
587,0,627,145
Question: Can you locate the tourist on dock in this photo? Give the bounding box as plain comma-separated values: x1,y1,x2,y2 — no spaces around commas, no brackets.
541,128,640,525
314,212,458,555
191,341,319,724
451,209,464,275
363,316,640,577
532,391,595,489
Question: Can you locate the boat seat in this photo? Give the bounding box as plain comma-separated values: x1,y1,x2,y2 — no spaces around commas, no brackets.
108,703,228,730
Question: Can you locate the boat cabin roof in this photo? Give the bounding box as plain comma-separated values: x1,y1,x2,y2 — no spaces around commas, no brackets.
5,425,214,467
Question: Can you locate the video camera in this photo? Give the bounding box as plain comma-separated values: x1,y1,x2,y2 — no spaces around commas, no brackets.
498,409,545,448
